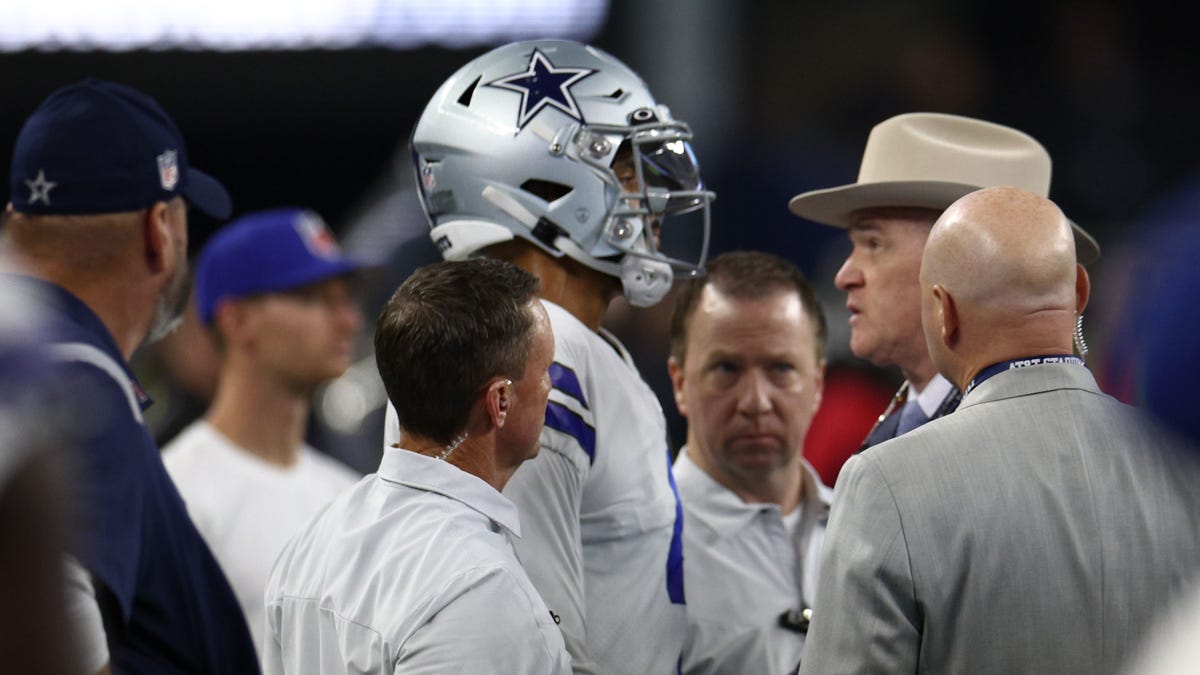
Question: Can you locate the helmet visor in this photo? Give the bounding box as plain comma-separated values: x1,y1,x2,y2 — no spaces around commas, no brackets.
637,138,706,215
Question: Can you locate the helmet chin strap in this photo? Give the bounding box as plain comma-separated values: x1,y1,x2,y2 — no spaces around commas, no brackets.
482,185,541,231
620,255,673,307
605,213,675,307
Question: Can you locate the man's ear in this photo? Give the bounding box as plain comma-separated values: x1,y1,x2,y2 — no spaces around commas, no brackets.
143,201,174,275
667,356,688,418
484,378,510,430
212,299,250,347
933,284,959,348
1075,263,1091,315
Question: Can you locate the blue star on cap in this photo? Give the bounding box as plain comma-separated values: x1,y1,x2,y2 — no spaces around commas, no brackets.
25,170,57,206
486,48,597,130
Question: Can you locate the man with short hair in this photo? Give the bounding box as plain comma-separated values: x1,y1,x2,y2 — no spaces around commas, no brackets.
401,39,716,673
1,78,258,673
667,251,831,675
264,257,569,674
789,113,1101,451
163,207,363,655
798,187,1200,674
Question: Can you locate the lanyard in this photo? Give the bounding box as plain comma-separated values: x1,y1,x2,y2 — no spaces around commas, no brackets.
778,471,826,634
965,354,1085,396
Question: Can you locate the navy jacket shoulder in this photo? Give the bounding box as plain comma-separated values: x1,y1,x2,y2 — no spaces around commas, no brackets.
12,275,259,674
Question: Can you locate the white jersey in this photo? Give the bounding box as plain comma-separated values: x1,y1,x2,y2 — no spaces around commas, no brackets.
383,300,687,674
163,421,360,655
508,300,685,674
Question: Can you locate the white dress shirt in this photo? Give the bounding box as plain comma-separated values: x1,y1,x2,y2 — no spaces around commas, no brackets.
673,448,833,675
263,446,570,675
913,372,956,418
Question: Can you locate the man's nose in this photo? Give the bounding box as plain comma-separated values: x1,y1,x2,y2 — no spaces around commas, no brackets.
834,254,861,291
737,370,773,416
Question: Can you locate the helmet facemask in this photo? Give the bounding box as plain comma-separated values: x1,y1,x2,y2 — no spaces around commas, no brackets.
569,108,713,306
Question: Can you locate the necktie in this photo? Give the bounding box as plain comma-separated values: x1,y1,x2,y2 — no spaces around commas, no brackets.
895,398,929,436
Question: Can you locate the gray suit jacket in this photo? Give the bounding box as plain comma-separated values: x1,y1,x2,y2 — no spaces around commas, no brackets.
799,364,1200,675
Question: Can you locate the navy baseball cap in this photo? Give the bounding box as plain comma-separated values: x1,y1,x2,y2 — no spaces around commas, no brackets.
195,208,365,325
9,78,231,218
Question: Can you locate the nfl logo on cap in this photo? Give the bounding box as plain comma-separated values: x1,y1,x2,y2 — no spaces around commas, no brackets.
157,149,179,191
294,210,341,259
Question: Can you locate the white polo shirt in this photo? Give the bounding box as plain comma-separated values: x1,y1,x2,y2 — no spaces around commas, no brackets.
673,448,832,675
262,446,570,675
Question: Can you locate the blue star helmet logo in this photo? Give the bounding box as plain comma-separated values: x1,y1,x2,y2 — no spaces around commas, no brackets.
485,48,597,130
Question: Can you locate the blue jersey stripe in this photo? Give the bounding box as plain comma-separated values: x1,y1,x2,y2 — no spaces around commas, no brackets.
665,449,686,605
549,362,589,411
544,400,596,464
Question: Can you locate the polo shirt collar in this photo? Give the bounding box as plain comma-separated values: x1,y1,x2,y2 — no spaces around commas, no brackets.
378,446,522,537
675,447,832,539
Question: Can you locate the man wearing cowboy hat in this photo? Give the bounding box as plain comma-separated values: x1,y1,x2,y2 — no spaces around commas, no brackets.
798,186,1200,675
789,113,1100,451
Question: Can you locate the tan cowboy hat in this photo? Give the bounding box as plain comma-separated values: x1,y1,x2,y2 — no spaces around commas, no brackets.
788,112,1101,265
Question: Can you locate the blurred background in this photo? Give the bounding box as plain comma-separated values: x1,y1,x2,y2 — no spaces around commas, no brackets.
2,0,1193,478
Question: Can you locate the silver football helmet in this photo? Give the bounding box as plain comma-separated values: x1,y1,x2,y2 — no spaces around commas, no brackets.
411,39,714,307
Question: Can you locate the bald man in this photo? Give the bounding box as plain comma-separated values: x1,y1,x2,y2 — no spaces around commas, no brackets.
798,187,1200,675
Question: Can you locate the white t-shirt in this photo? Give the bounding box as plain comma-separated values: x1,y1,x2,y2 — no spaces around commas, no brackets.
262,446,571,675
162,420,359,654
383,299,686,675
673,448,832,675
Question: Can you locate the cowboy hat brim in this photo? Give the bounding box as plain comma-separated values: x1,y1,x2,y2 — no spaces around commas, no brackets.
788,179,1101,265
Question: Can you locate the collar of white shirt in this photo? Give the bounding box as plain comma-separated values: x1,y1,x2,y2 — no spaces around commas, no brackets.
673,447,832,540
913,372,956,418
377,446,523,538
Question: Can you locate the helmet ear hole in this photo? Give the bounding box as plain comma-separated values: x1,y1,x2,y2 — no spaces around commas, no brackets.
520,179,573,203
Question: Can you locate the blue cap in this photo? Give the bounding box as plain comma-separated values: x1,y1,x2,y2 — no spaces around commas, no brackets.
9,78,231,218
195,208,365,325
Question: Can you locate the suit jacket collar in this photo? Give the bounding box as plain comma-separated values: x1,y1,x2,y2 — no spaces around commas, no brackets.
860,376,962,451
861,405,903,450
959,361,1099,411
